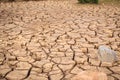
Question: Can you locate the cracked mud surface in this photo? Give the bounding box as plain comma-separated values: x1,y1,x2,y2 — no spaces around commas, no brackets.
0,0,120,80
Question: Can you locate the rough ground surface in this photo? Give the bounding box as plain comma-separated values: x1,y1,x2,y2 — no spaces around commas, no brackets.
0,0,120,80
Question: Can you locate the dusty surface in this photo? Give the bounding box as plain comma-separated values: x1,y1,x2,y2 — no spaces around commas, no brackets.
71,71,108,80
0,0,120,80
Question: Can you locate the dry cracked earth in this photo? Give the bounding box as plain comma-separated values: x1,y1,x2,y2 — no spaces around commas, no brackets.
0,0,120,80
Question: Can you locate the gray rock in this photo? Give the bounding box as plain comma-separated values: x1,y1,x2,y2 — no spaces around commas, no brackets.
98,45,118,62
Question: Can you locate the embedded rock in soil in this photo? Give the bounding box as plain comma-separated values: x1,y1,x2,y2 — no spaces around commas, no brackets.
98,45,118,62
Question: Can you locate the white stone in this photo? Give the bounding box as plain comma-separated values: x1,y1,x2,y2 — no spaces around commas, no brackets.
98,45,118,62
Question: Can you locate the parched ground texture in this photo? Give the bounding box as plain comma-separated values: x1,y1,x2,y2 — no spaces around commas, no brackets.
0,0,120,80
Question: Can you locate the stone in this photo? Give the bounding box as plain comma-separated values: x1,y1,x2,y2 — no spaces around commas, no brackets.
98,45,118,62
71,71,107,80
